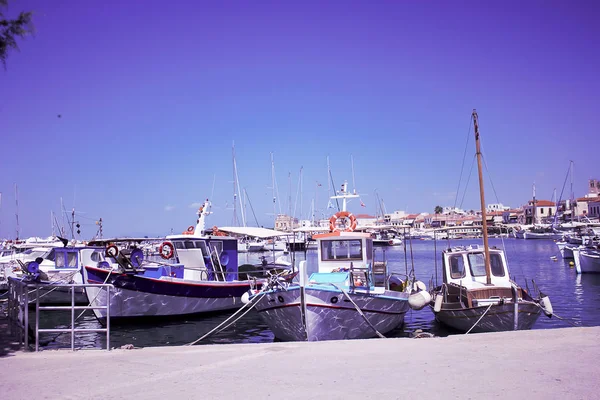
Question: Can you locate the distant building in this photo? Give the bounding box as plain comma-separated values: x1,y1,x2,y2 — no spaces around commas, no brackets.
383,210,407,225
523,200,556,224
442,206,466,215
355,214,377,227
275,214,298,232
588,200,600,219
487,203,510,212
502,209,523,224
574,179,600,217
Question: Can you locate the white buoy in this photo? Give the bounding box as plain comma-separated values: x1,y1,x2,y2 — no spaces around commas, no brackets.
433,293,443,313
540,295,553,317
241,291,250,304
412,280,426,292
408,290,431,310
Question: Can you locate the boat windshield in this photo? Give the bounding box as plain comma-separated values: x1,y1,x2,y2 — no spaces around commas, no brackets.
321,240,363,261
467,252,505,277
449,254,466,279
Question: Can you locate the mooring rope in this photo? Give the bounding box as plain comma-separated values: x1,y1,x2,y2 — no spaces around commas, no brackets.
465,303,494,334
186,292,266,346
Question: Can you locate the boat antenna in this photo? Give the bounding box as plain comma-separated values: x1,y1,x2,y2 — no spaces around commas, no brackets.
211,174,216,201
473,109,492,285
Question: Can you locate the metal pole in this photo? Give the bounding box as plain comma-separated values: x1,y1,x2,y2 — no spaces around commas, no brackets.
24,284,29,350
71,286,75,351
35,286,39,352
106,286,111,351
472,109,492,285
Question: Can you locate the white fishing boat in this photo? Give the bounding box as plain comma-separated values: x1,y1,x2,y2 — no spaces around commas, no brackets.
249,182,427,341
430,110,553,333
573,247,600,274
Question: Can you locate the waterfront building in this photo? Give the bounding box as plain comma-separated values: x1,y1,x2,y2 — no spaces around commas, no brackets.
523,200,556,224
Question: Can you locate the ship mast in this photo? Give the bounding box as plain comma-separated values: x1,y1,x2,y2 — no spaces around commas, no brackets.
472,109,492,285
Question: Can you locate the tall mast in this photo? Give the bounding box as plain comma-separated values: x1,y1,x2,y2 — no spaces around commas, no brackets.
232,143,237,226
532,183,537,225
271,152,276,227
300,166,303,220
569,160,574,222
14,184,19,240
472,109,492,285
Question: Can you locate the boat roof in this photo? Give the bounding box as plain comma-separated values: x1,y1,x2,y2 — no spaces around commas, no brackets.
443,244,504,254
312,231,372,239
217,226,292,238
88,237,163,246
292,226,330,232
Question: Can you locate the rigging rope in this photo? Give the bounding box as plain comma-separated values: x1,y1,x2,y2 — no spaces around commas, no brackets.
453,114,474,210
459,154,477,209
186,292,266,346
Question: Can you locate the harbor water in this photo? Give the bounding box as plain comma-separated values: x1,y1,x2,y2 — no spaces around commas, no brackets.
29,238,600,349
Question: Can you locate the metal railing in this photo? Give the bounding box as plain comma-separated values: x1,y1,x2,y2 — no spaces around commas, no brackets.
7,278,113,351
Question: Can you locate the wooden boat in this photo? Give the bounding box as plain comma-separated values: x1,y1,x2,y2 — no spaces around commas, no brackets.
429,110,553,333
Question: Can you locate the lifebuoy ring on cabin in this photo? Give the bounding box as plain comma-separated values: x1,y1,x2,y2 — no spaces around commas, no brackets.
182,225,195,235
159,241,175,259
105,244,119,258
329,211,357,232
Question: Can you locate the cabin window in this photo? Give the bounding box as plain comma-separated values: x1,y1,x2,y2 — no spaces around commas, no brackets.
90,251,104,262
490,253,505,277
321,240,363,261
55,251,78,269
184,240,195,249
449,255,465,279
467,253,487,277
174,241,185,249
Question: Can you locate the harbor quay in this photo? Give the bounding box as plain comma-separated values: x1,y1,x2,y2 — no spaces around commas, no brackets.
1,327,599,399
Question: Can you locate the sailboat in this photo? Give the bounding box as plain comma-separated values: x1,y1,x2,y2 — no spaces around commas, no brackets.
429,110,553,333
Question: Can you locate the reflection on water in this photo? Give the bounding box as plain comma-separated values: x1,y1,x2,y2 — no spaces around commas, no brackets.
33,238,600,349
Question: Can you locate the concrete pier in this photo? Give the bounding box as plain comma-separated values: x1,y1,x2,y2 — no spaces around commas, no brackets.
1,327,599,399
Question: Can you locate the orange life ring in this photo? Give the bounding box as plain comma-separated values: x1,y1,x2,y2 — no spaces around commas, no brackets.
182,225,195,235
329,211,357,232
159,242,175,259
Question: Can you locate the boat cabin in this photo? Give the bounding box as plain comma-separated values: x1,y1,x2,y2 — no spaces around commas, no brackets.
314,231,373,273
442,245,511,289
161,235,239,281
310,231,387,289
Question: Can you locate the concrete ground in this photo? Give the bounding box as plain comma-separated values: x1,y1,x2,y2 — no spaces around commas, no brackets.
1,327,599,399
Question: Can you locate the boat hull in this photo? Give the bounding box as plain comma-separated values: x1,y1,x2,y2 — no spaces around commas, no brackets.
83,266,250,319
432,301,541,333
578,251,600,273
254,286,409,341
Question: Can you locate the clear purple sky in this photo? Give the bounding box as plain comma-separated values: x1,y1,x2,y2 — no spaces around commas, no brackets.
1,0,599,238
